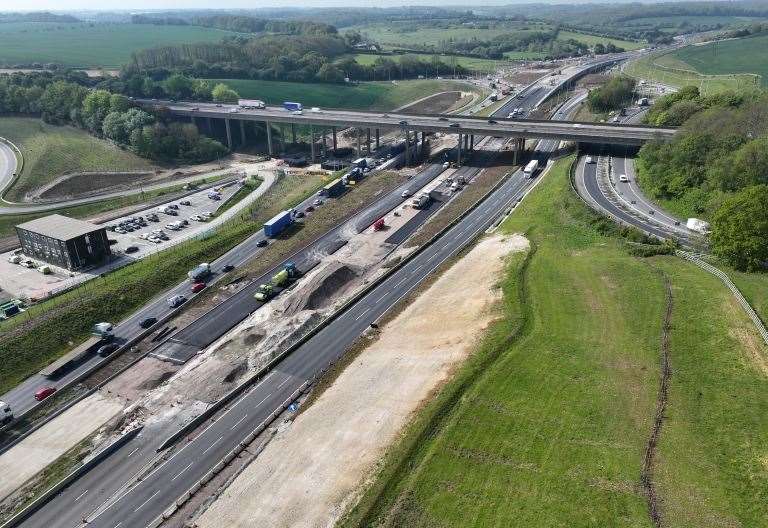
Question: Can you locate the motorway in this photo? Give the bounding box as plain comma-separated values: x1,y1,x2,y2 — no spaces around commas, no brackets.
146,97,675,146
13,59,603,527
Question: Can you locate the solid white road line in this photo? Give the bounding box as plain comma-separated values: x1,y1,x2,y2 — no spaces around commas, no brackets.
74,490,88,502
134,490,159,512
230,414,248,430
201,436,223,455
126,447,140,458
171,462,194,481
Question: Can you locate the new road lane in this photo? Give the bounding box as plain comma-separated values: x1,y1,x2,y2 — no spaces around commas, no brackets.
84,159,537,528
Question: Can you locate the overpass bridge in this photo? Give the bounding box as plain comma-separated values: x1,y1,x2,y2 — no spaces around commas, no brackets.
142,99,675,162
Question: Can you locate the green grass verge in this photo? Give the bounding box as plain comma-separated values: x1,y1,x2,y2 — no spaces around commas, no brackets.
349,53,506,73
0,172,326,394
340,157,768,527
670,35,768,87
0,117,157,203
211,78,482,111
0,22,237,69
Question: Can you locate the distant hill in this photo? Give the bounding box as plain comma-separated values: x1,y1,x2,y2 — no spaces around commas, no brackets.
0,12,81,24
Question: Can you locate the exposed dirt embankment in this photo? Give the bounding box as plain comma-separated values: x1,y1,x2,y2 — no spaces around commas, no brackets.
194,233,530,528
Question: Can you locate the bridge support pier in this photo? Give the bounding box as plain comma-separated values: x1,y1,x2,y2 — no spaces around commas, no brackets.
457,133,462,166
310,126,316,163
470,134,474,151
225,118,233,150
239,120,246,146
332,127,337,152
404,130,411,166
322,129,327,157
291,124,296,144
421,131,426,156
206,117,213,134
375,128,380,150
356,128,361,157
266,121,273,156
366,128,371,154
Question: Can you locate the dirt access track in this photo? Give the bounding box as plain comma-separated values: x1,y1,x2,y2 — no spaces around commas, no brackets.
195,233,530,528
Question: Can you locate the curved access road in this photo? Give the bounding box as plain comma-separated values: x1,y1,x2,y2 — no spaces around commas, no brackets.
0,139,19,199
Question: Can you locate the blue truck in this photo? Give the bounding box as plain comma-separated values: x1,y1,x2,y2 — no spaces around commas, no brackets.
264,210,294,237
283,101,303,112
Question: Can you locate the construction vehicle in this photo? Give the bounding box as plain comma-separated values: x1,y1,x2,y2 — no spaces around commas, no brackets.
188,263,211,281
254,283,274,302
0,401,13,426
373,218,386,231
411,192,431,209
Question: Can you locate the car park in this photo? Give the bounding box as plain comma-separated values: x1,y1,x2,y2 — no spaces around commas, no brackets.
201,211,213,218
34,387,57,401
180,200,192,206
139,317,157,329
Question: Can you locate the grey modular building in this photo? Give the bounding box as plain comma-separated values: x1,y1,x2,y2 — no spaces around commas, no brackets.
15,214,111,270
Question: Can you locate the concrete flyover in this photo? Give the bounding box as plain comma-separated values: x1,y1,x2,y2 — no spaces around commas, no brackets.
138,99,677,152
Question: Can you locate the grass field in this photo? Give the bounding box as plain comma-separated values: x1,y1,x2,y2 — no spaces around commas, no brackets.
0,22,236,68
557,30,645,50
0,117,157,203
212,78,481,110
348,22,551,49
341,157,768,527
622,50,757,95
670,35,768,87
350,53,507,73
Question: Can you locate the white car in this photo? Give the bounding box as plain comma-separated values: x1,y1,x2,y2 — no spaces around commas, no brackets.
201,211,213,218
190,215,202,222
619,174,629,183
148,236,162,244
585,156,594,164
165,223,179,231
139,233,150,240
401,189,412,198
292,110,303,115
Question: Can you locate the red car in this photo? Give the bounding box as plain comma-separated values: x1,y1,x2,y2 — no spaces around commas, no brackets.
191,282,206,293
34,386,57,401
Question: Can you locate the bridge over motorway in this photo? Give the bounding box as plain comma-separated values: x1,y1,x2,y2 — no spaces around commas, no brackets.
140,99,676,163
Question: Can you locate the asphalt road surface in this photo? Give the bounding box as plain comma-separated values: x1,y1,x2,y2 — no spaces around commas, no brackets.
0,140,17,198
14,62,604,528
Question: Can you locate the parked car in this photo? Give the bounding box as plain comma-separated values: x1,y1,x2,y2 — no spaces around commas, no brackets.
97,343,120,357
139,317,157,329
167,295,187,308
125,246,139,254
191,282,206,293
180,200,192,206
34,386,57,401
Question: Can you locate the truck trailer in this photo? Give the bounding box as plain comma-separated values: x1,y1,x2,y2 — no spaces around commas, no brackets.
686,218,711,234
283,101,303,112
523,159,540,177
263,210,294,237
0,400,13,426
188,263,211,281
320,178,345,198
238,99,265,109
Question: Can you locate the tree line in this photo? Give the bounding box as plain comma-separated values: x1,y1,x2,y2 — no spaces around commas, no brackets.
0,71,227,164
638,86,768,271
587,76,636,112
131,14,337,36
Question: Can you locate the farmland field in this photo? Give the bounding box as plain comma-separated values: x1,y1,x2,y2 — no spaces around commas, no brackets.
211,78,483,110
0,117,157,203
348,21,552,49
670,35,768,87
341,157,768,527
0,22,237,68
556,30,645,50
350,53,507,73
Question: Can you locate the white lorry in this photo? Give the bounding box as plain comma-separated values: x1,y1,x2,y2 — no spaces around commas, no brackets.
238,99,266,109
686,218,711,234
411,192,431,209
523,159,539,177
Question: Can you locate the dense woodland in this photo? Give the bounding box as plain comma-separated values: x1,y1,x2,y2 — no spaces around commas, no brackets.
0,71,227,163
587,76,637,112
638,86,768,270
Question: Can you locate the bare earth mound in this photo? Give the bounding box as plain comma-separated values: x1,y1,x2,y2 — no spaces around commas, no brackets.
195,233,529,528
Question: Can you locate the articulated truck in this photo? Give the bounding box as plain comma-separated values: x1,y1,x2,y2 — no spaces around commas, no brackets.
254,262,301,302
238,99,265,109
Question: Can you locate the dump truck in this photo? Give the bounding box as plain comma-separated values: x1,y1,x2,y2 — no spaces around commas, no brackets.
271,262,300,287
188,263,211,281
686,218,711,234
264,210,294,237
0,401,12,427
411,192,431,209
254,283,274,302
